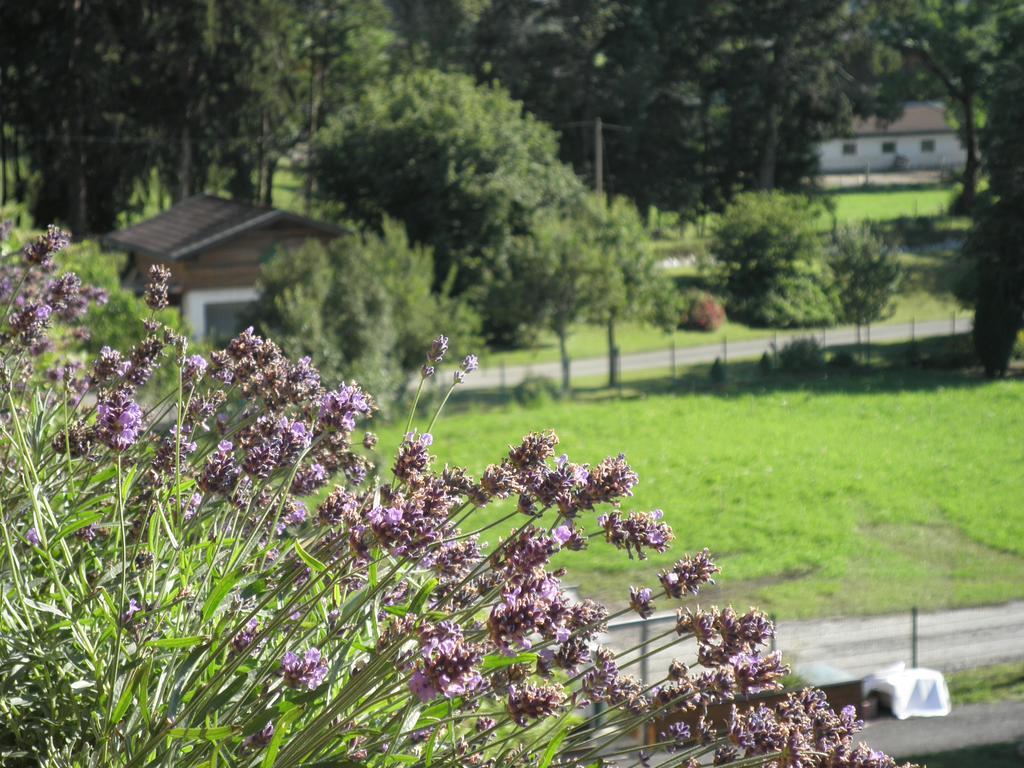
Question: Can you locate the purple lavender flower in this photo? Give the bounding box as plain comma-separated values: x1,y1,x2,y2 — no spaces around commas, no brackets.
9,303,52,348
412,621,484,701
427,335,448,363
599,509,673,560
461,354,478,373
318,383,372,432
292,463,329,496
629,586,655,619
660,721,691,753
96,390,144,451
421,364,436,378
26,527,40,546
182,354,208,383
241,722,274,753
281,648,329,690
23,225,70,271
144,265,171,310
181,492,202,522
231,617,260,655
659,548,719,599
393,432,433,482
507,682,566,726
122,597,142,625
200,441,241,494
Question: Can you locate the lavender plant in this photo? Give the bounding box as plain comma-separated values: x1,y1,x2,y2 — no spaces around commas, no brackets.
0,224,912,767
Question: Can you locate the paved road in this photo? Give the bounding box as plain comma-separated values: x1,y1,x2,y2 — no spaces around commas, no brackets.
603,600,1024,685
465,318,971,391
860,701,1024,759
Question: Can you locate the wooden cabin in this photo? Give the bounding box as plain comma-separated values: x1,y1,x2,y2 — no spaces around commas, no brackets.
103,195,344,340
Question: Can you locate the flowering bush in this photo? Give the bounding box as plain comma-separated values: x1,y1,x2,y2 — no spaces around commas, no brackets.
0,224,911,767
679,289,727,332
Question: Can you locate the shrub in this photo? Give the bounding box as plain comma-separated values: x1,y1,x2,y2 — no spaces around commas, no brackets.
710,192,838,328
778,337,825,371
679,289,726,332
513,374,562,407
0,223,901,767
709,357,727,386
828,350,857,369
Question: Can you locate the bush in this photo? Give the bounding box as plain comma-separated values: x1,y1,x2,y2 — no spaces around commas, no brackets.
778,337,825,371
513,374,562,406
678,289,726,332
0,222,902,768
828,350,857,369
710,192,838,328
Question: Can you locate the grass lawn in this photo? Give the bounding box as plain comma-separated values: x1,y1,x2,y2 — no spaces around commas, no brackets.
903,743,1022,768
823,185,955,223
947,662,1024,706
381,362,1024,619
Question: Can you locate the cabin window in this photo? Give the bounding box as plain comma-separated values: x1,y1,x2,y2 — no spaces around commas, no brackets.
881,141,897,154
842,142,857,155
205,301,252,342
921,139,936,153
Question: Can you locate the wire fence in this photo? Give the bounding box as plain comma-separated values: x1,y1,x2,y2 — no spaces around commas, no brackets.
602,600,1024,686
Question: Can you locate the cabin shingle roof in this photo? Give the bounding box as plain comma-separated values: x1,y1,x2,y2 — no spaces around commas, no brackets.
851,101,953,138
103,195,343,260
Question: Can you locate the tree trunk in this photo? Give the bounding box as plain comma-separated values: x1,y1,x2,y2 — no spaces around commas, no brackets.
607,314,618,388
178,121,193,201
263,157,277,206
960,92,979,212
558,323,571,395
757,99,779,191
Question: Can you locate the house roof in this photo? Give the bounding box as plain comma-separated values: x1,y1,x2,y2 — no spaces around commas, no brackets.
102,195,345,260
851,101,954,138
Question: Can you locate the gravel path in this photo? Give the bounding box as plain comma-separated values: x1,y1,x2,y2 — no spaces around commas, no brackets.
859,701,1024,759
604,600,1024,685
465,319,970,391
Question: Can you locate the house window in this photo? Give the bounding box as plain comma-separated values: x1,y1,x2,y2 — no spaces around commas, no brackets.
921,139,936,153
205,301,252,342
842,142,857,155
881,141,897,154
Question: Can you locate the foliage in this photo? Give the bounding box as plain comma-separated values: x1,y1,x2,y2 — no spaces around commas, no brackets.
310,69,585,345
679,290,726,332
252,218,480,409
512,375,562,408
710,192,838,328
828,224,903,330
965,8,1024,377
777,338,825,372
0,224,907,768
872,0,1006,212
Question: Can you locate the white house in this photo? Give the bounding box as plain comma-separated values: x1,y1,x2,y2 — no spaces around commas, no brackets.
818,101,966,174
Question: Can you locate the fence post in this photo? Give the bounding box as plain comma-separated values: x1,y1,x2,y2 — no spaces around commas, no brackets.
770,613,778,654
911,316,916,342
671,339,677,380
616,349,623,397
951,311,956,336
500,361,507,400
722,335,728,366
640,618,650,746
911,606,919,668
773,331,779,367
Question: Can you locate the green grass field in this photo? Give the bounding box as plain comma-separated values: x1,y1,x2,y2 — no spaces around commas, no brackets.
382,366,1024,619
947,662,1024,706
824,185,955,222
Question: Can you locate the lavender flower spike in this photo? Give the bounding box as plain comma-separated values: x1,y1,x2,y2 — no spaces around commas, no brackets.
281,648,329,690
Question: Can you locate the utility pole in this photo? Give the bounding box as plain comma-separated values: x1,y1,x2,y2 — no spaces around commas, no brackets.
594,116,604,196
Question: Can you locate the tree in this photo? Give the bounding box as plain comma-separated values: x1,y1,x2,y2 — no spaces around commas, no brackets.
710,192,838,328
874,1,1005,212
508,212,601,394
252,219,479,407
584,195,673,387
828,224,903,343
965,7,1024,376
310,69,585,345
